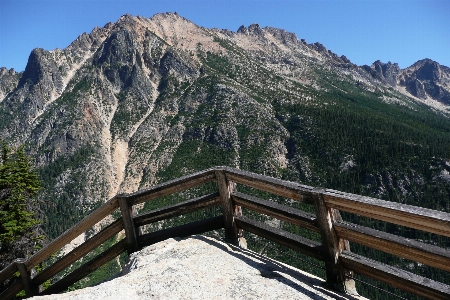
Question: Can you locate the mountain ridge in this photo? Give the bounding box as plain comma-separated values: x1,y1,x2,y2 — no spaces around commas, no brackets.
0,12,449,239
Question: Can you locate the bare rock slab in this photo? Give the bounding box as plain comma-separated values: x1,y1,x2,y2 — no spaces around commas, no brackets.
32,236,366,300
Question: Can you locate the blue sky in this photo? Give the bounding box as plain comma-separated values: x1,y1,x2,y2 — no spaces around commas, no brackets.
1,0,449,72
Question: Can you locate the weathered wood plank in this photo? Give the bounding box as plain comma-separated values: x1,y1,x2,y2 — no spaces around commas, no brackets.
128,169,216,206
0,279,23,300
25,197,119,270
323,190,450,237
335,221,450,272
234,215,324,261
216,170,239,241
232,191,319,232
134,192,220,227
41,239,127,296
222,167,315,204
312,191,353,291
340,250,450,300
16,259,36,297
33,218,124,286
138,216,224,248
0,262,18,285
118,197,139,253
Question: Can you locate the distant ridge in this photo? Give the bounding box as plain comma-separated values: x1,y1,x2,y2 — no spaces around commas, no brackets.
0,12,449,261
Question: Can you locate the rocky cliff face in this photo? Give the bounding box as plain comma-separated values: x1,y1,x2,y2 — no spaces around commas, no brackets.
0,13,449,238
363,58,450,106
0,67,20,102
29,236,365,300
398,59,450,105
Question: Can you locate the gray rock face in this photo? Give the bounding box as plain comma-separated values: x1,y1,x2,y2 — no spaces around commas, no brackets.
0,12,449,242
362,60,401,86
30,236,365,300
0,67,20,102
363,58,450,105
398,59,450,104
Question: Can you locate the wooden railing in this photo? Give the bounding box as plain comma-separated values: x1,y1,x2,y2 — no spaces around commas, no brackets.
1,166,449,299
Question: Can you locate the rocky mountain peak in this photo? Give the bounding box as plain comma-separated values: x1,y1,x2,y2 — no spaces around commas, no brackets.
237,24,265,36
397,58,450,104
362,60,401,86
18,48,60,88
264,27,299,45
408,58,443,81
0,67,16,76
0,13,450,252
0,67,20,102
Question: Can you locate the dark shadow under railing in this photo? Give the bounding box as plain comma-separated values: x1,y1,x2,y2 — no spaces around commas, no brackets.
0,166,449,299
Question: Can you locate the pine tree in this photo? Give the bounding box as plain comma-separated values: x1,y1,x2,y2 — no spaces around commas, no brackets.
0,142,45,271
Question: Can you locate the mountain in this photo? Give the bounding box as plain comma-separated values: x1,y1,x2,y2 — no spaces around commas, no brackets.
0,12,449,239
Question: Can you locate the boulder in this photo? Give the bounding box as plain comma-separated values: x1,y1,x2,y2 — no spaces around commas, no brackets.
31,235,366,299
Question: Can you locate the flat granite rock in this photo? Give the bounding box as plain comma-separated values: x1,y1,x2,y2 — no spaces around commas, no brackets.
31,236,366,300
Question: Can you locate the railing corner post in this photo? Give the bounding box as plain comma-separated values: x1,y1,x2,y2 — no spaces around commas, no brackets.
15,258,38,297
118,196,140,254
215,170,245,247
312,189,357,295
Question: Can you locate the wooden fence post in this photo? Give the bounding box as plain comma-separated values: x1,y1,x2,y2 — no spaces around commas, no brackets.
15,259,38,297
118,196,140,254
215,170,246,248
312,188,357,295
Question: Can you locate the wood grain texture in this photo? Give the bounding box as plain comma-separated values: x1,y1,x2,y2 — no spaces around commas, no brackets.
216,170,238,240
335,221,450,272
323,190,450,237
232,191,319,232
25,197,119,270
33,218,124,286
129,169,216,206
16,259,35,297
234,215,324,261
223,167,315,204
0,262,17,285
340,250,450,300
312,191,350,286
118,197,139,253
41,239,127,296
0,278,23,300
134,192,220,227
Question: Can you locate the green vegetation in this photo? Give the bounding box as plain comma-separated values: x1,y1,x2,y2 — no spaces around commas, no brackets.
0,142,45,294
1,27,449,299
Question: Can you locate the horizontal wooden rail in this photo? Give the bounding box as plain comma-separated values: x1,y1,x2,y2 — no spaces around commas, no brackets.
0,278,23,300
232,191,319,232
1,166,449,300
41,239,127,296
25,197,120,271
128,168,216,206
138,216,224,248
340,250,450,300
33,218,124,286
323,190,450,237
134,192,220,227
235,216,324,261
335,221,450,273
223,167,315,204
0,262,18,286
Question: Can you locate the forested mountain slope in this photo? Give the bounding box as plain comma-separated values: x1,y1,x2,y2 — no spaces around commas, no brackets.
0,12,449,241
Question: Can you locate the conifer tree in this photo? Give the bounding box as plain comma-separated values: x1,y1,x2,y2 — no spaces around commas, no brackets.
0,142,45,271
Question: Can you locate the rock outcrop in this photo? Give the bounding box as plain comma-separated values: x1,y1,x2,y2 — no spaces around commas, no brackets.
0,12,449,246
0,67,20,102
30,236,365,300
398,59,450,105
